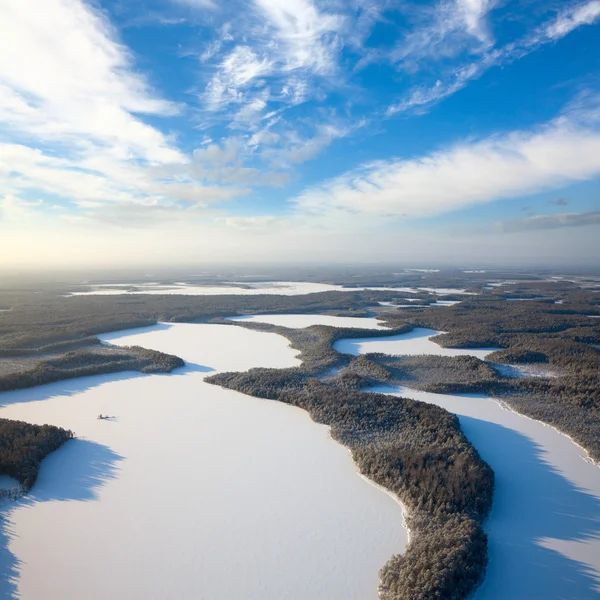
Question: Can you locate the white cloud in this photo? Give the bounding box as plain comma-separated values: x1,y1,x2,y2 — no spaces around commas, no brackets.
543,0,600,39
293,100,600,219
186,137,289,185
459,0,496,43
253,0,344,74
0,0,184,164
389,1,600,115
196,0,349,131
0,141,249,224
387,62,481,115
193,138,245,166
392,0,498,69
174,0,216,8
204,46,273,110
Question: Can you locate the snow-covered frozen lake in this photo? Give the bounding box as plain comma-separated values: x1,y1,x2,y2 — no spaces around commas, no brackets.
227,314,390,329
0,323,407,600
334,327,499,360
66,281,472,297
68,281,369,296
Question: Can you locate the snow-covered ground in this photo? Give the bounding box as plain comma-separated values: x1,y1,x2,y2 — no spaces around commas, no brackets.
66,281,473,297
334,327,498,360
0,323,407,600
227,314,390,329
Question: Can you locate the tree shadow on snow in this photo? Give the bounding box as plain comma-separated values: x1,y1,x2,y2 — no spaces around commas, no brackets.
0,361,214,410
458,416,600,600
0,439,123,599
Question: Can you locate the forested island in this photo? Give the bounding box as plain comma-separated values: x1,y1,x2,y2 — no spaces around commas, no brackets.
0,268,599,599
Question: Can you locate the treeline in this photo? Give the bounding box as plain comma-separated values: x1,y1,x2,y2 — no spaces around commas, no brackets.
0,418,73,496
0,287,399,355
225,319,413,376
206,374,494,600
0,346,184,393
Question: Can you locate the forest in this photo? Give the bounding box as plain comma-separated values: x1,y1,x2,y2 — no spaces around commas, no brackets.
0,418,73,498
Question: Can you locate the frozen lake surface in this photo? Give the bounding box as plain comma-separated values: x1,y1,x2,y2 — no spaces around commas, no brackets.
334,327,498,360
68,281,372,296
67,281,474,297
0,323,407,600
227,314,389,329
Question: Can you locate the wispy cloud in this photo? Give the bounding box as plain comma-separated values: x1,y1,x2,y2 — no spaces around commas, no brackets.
273,124,352,165
2,0,599,251
0,0,183,163
203,46,273,111
388,0,600,115
391,0,499,70
254,0,344,74
199,0,346,116
294,97,600,219
496,211,600,232
543,0,600,39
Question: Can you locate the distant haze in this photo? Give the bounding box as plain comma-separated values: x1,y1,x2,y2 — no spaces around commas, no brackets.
1,224,599,270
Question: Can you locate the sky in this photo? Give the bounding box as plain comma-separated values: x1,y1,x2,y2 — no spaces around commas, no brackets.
1,0,600,269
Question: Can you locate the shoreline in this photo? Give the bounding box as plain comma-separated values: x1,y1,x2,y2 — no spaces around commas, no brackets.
493,397,600,470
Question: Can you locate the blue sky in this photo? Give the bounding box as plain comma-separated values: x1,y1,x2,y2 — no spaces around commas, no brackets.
1,0,599,268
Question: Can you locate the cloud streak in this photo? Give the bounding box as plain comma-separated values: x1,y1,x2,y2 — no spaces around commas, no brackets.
391,0,499,70
388,0,600,115
294,98,600,219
